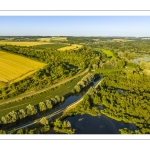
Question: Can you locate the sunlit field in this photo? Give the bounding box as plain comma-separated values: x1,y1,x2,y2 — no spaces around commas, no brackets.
37,37,68,42
58,44,82,51
0,51,46,83
0,41,52,46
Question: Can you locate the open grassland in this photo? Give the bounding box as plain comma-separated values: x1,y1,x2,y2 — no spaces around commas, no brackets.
58,44,83,51
37,37,67,42
94,48,116,60
0,51,46,83
0,74,86,117
0,41,52,47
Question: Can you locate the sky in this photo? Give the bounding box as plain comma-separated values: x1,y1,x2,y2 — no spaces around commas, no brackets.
0,16,150,37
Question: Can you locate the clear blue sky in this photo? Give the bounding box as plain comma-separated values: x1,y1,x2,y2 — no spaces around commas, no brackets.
0,16,150,37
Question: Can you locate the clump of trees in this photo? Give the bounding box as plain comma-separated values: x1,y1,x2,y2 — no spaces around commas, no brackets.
72,73,94,93
53,119,75,134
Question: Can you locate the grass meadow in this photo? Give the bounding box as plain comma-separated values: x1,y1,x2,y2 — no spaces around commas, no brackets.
94,48,116,60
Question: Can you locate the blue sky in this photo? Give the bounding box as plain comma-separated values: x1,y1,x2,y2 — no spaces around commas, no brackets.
0,16,150,37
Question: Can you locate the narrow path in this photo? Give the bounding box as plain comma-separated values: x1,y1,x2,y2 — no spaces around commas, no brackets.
0,69,89,106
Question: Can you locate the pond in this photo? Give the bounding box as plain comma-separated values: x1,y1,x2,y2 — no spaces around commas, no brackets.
48,114,138,134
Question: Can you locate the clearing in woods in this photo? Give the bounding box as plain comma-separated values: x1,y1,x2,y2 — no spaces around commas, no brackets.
94,48,116,60
58,44,83,51
0,51,46,84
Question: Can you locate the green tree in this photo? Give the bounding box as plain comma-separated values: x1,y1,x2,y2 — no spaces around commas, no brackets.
45,100,53,109
39,102,47,112
40,117,49,126
18,109,27,119
26,104,37,116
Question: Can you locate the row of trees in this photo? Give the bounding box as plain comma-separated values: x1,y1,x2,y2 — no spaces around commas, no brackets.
0,104,37,124
0,95,65,125
38,95,64,112
72,73,95,93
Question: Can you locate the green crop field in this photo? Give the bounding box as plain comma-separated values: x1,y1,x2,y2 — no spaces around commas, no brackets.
0,41,52,47
58,44,82,51
0,51,46,83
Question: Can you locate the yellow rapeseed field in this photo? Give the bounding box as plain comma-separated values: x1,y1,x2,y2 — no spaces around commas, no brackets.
0,41,52,46
58,44,82,51
0,51,46,83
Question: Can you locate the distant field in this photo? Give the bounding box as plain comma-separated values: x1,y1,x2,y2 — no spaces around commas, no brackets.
58,44,82,51
112,39,133,42
0,41,52,46
0,51,46,83
37,37,67,42
94,48,116,60
34,43,68,49
37,38,51,42
51,37,67,41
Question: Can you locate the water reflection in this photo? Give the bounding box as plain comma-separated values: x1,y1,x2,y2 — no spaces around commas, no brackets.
48,114,138,134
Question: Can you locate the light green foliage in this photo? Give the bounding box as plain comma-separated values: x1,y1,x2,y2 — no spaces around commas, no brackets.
40,117,49,126
73,73,94,93
26,104,37,116
39,102,47,112
18,109,27,119
45,100,53,109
